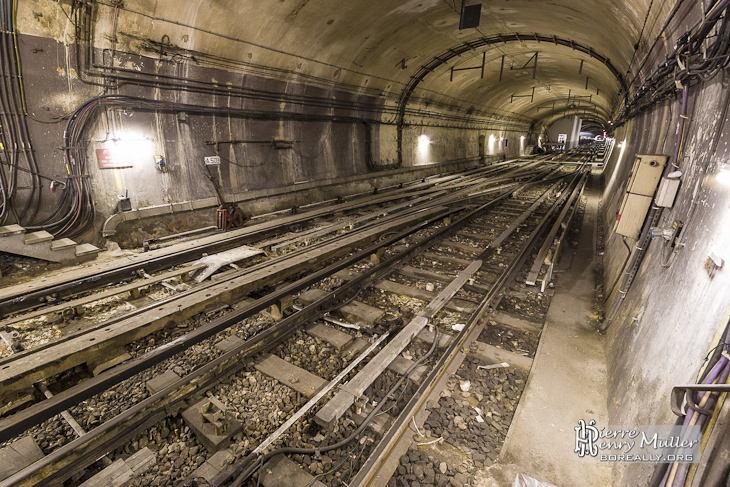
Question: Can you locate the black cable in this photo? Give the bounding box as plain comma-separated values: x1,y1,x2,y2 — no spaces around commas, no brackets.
230,326,441,486
604,236,632,304
619,0,730,122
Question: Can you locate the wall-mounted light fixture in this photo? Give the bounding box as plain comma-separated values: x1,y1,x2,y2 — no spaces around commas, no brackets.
717,161,730,186
96,133,155,169
418,134,431,152
416,134,432,165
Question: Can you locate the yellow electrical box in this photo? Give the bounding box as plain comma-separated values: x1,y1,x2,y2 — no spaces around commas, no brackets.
615,154,669,239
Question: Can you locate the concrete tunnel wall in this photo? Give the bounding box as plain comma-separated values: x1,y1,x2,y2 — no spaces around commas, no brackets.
600,74,730,485
7,0,730,484
13,32,522,247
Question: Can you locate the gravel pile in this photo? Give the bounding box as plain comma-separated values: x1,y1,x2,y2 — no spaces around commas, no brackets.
392,357,527,487
275,331,349,381
478,323,538,357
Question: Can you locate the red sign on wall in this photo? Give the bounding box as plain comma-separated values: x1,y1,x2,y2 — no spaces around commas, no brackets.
96,148,133,169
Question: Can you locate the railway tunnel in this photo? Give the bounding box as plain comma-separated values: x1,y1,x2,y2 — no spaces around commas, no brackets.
0,0,729,486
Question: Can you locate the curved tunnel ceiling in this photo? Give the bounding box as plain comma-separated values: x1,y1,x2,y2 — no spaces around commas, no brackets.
21,0,674,129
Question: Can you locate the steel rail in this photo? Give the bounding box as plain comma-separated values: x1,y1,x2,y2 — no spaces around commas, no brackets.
0,170,534,486
0,176,527,381
348,167,588,486
0,164,561,487
0,164,505,316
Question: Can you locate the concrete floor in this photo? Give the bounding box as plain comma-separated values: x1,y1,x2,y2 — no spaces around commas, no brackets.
475,175,612,487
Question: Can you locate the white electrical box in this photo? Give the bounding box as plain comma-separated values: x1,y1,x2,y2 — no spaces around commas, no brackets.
655,177,681,208
614,154,669,239
616,193,653,239
626,155,668,195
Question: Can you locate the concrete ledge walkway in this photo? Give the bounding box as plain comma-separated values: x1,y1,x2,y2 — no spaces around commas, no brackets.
476,175,611,487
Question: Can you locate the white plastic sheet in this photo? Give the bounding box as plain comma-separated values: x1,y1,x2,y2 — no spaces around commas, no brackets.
511,473,559,487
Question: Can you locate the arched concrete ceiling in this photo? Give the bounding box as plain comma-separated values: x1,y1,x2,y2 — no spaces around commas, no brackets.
20,0,676,129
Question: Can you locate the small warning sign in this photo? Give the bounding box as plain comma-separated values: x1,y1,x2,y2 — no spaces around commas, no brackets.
96,148,133,169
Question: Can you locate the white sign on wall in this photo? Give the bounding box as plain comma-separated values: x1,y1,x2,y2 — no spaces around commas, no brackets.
204,156,221,165
558,134,567,143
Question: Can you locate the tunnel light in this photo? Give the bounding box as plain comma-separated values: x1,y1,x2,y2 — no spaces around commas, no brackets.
96,133,155,169
717,163,730,186
418,135,431,152
488,134,497,155
617,139,627,163
416,134,432,164
112,135,154,159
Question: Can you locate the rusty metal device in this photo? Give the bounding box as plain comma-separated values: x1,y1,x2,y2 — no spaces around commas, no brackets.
205,168,247,230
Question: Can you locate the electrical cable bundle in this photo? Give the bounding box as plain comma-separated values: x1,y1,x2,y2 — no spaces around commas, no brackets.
26,98,100,238
619,0,730,121
0,0,42,226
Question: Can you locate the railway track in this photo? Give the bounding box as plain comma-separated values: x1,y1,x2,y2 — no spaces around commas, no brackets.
0,156,591,487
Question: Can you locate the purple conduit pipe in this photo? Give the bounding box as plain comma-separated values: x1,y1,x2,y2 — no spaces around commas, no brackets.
668,359,730,487
659,328,730,487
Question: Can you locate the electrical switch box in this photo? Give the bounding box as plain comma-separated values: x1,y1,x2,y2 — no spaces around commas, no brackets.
626,155,668,195
615,154,669,239
616,193,653,239
655,177,681,208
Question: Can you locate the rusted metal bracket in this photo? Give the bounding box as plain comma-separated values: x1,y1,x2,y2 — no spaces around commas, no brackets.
671,384,730,416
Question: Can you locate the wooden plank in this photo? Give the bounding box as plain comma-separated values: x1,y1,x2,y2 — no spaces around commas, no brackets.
416,327,454,348
306,323,354,349
456,230,492,241
468,340,533,374
79,448,155,487
440,240,482,253
374,280,475,314
526,175,585,286
254,355,327,398
0,264,207,329
91,352,132,377
351,406,394,435
268,190,448,251
397,265,457,283
387,356,428,384
0,180,449,305
0,224,25,237
0,437,44,481
491,310,543,334
421,252,472,266
261,456,326,487
0,207,446,397
315,260,483,428
468,222,503,232
338,301,384,326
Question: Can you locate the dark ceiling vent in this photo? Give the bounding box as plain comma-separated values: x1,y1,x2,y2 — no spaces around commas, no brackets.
459,4,482,30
